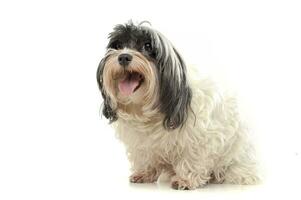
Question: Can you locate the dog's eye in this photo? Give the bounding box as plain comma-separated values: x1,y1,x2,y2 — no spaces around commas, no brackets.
144,43,152,51
110,42,122,50
114,43,122,50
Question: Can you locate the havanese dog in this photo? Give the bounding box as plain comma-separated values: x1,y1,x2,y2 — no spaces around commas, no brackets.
97,21,260,190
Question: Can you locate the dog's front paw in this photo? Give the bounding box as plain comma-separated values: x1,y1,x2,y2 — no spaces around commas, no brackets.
129,171,158,183
170,176,195,190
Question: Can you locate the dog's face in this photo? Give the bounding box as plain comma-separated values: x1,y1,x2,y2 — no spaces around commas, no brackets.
97,21,192,130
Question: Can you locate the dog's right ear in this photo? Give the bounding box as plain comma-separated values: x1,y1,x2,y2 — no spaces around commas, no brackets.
96,57,118,122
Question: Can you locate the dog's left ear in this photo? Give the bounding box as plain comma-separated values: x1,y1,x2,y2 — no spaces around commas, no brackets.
96,57,118,122
156,39,192,130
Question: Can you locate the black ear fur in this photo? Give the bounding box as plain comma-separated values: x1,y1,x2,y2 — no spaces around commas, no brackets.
96,58,117,122
157,45,192,130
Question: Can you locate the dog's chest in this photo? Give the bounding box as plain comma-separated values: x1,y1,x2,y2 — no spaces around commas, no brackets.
115,120,179,162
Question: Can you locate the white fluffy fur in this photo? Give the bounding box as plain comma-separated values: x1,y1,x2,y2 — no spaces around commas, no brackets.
112,68,260,189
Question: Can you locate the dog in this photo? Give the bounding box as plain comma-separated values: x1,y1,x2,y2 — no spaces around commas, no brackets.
97,21,260,190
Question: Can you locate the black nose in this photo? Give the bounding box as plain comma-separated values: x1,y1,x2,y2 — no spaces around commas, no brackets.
118,53,132,66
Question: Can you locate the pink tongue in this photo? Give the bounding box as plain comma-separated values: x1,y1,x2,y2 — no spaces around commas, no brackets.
118,76,140,96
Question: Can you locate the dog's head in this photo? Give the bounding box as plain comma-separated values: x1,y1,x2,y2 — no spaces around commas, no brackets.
97,21,192,130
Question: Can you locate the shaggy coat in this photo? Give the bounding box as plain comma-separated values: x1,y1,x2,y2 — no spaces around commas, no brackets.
97,21,260,190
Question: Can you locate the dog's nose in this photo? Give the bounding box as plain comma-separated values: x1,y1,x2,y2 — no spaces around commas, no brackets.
118,53,132,66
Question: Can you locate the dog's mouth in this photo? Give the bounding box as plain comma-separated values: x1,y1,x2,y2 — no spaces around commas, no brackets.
118,71,144,96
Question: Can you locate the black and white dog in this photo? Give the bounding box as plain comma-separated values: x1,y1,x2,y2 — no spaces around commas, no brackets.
97,21,260,190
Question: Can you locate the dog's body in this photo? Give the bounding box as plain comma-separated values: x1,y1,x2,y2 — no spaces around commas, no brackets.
97,21,260,189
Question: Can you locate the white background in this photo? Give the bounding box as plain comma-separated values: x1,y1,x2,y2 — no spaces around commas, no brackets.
0,0,301,199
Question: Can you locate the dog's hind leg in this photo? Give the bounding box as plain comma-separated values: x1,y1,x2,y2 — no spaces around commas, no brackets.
223,159,261,185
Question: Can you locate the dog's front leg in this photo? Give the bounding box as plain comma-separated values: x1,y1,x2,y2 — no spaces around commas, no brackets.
170,158,212,190
128,152,163,184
